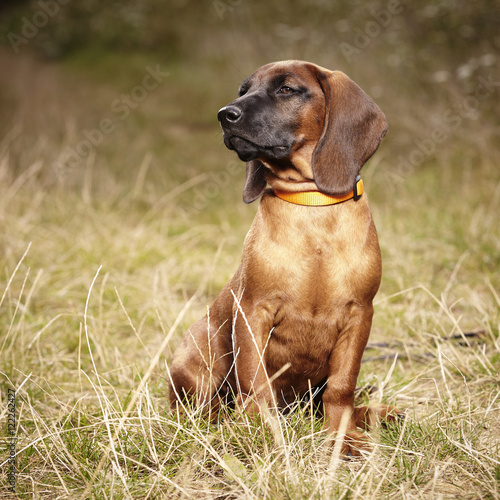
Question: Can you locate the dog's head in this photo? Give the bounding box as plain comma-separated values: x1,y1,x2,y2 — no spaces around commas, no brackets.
217,60,388,203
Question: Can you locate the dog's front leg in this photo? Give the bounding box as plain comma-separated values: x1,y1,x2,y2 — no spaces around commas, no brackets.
322,305,374,456
231,293,276,416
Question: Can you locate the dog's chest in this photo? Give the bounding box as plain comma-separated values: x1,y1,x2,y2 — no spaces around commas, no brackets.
238,198,381,389
244,205,374,296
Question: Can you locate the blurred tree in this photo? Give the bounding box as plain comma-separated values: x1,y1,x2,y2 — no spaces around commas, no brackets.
1,0,498,65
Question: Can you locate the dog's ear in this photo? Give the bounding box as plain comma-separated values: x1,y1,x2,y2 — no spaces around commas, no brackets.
243,160,267,204
311,70,388,196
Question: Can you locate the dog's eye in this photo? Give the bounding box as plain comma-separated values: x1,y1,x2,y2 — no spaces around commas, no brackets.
278,86,295,95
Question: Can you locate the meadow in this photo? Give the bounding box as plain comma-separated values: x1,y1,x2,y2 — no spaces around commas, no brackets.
0,1,499,497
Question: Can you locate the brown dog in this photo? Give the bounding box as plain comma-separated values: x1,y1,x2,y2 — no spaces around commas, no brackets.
169,60,401,455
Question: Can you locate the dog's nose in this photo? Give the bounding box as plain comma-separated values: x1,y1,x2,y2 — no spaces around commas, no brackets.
218,105,242,123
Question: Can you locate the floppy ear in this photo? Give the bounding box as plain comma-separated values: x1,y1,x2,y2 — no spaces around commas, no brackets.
312,70,388,196
243,160,267,204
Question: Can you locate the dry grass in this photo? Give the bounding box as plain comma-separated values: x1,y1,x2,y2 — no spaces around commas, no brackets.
0,44,499,499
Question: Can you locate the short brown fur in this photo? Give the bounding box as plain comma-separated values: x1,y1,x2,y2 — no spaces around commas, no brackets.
169,61,402,455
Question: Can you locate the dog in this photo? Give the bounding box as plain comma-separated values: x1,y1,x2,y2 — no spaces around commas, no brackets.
168,60,402,455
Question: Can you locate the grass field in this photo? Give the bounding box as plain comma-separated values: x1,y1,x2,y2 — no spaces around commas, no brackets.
0,21,499,499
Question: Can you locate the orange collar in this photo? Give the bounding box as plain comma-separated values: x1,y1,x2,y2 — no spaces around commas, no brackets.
272,177,364,206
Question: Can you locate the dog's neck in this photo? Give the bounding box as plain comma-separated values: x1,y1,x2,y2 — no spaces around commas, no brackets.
260,154,316,193
260,156,363,206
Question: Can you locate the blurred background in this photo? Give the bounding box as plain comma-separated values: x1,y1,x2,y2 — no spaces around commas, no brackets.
1,0,499,191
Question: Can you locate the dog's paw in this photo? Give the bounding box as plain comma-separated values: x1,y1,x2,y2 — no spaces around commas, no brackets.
354,404,404,430
379,405,405,429
342,431,373,458
325,430,372,458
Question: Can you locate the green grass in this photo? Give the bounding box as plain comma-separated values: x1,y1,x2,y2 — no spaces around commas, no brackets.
0,40,499,499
